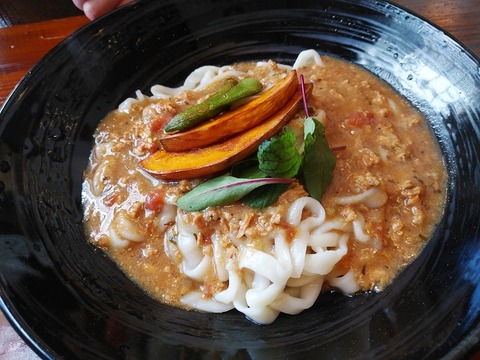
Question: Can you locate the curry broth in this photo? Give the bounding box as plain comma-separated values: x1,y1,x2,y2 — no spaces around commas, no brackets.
82,56,446,308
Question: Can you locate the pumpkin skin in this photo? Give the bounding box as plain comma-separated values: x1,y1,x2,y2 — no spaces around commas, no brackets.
159,70,299,152
140,84,311,180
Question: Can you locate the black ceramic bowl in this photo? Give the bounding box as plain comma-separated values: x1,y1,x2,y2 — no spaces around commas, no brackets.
1,0,479,359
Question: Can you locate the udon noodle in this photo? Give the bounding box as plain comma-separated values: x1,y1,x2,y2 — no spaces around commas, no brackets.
82,50,446,324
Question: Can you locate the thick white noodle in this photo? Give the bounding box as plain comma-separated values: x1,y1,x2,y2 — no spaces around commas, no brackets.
158,204,177,232
211,233,230,282
108,227,130,248
91,161,111,196
181,291,234,313
98,50,375,323
238,232,292,285
176,196,355,324
270,276,323,314
352,213,371,243
333,187,388,208
107,211,145,247
293,49,324,69
119,65,246,112
176,214,212,282
327,270,361,294
118,48,324,112
213,263,242,304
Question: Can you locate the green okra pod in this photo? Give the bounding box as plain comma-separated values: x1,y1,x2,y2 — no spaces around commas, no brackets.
164,77,263,133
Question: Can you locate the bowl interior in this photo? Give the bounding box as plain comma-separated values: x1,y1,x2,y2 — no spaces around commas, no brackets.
0,0,479,359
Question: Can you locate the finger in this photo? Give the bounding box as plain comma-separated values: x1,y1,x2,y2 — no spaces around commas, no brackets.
72,0,87,11
82,0,124,20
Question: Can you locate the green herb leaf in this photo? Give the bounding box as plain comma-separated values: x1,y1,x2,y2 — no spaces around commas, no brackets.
257,127,302,178
242,183,289,208
177,77,337,212
176,176,294,211
231,165,287,208
302,117,335,200
234,165,265,179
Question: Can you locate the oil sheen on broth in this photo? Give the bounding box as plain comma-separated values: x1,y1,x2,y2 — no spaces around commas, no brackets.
82,52,446,323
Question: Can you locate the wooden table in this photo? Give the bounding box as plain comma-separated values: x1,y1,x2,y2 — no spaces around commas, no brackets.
0,1,479,359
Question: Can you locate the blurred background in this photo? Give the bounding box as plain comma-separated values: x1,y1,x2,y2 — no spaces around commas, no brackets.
0,0,82,27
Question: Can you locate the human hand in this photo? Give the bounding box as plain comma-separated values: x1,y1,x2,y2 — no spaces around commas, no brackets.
73,0,134,20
